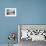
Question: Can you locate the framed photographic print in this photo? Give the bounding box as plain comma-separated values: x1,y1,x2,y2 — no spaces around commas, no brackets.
18,24,46,42
5,8,16,16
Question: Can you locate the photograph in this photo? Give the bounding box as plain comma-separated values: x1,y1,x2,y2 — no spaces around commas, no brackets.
5,8,16,16
18,24,46,46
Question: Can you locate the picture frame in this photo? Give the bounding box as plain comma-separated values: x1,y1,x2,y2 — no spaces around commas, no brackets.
18,24,46,42
5,8,16,17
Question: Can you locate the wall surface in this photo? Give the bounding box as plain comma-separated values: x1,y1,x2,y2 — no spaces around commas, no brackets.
0,0,46,44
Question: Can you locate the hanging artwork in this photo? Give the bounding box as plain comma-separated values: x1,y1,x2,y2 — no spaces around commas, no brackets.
18,24,46,41
5,8,16,17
